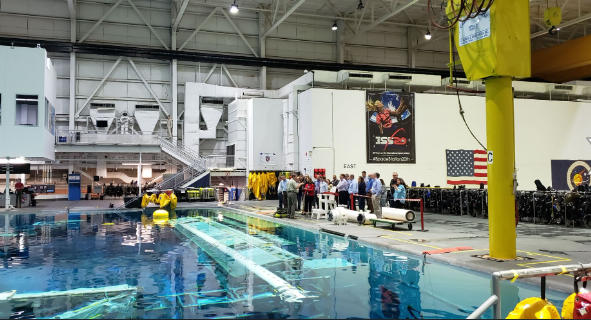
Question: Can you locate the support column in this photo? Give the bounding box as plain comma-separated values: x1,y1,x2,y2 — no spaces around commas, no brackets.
69,54,76,130
5,158,10,209
258,11,267,90
407,27,416,68
336,20,345,64
69,0,76,130
138,152,142,194
486,76,516,260
172,59,178,140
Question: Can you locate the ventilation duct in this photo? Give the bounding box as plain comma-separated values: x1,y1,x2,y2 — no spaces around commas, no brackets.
547,84,587,95
89,103,115,132
134,105,160,134
382,74,412,83
242,90,265,98
199,105,223,139
201,98,224,105
338,71,378,83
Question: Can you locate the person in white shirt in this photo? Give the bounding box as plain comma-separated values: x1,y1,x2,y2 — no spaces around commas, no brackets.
277,175,287,209
348,174,358,209
336,174,349,206
370,173,383,218
319,176,329,209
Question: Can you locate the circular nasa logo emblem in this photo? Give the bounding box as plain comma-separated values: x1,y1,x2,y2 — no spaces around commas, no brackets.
566,161,591,190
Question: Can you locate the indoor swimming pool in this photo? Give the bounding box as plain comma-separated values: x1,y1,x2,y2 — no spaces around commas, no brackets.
0,208,568,319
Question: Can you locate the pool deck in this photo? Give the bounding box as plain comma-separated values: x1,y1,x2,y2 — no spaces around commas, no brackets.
3,198,590,294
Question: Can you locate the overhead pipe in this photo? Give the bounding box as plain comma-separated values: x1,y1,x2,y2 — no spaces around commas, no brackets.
0,36,462,78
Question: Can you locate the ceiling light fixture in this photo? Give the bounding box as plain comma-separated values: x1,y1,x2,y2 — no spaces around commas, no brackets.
425,30,432,40
357,0,364,10
230,1,239,14
332,21,338,31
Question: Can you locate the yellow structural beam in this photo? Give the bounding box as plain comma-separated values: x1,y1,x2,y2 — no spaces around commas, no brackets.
486,76,516,260
532,34,591,82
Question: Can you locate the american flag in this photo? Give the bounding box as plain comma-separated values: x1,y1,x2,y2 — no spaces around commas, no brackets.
446,149,488,186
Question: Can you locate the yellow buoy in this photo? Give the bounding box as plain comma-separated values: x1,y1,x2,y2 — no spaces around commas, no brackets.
153,209,169,225
506,298,560,319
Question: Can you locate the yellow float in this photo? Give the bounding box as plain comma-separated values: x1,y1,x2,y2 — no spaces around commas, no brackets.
506,298,560,319
153,209,169,225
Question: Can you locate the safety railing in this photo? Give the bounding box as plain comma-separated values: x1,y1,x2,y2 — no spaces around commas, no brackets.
468,263,591,319
117,138,208,210
158,137,203,166
204,155,247,170
55,130,161,146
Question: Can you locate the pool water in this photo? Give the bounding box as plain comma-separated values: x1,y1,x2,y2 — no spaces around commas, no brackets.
0,209,568,319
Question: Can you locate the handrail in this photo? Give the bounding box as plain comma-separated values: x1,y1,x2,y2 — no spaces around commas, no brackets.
487,263,591,319
117,137,208,210
467,295,498,319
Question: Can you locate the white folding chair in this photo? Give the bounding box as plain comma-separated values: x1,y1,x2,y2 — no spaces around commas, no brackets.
312,194,329,220
326,195,337,211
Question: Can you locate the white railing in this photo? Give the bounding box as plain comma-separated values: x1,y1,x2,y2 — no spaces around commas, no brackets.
204,155,246,170
55,130,161,146
117,137,208,210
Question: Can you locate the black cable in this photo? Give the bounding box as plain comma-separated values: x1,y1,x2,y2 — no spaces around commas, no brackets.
451,30,487,151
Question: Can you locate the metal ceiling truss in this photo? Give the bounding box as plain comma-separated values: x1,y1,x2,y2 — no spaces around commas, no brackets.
74,56,170,118
128,0,170,50
348,0,419,41
262,0,307,39
0,36,460,77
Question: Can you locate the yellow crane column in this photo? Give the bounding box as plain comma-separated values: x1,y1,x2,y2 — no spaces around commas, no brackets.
446,0,530,260
486,76,516,260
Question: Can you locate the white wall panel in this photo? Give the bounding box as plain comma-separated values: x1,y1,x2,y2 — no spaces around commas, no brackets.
103,81,129,98
56,78,70,97
1,0,28,13
54,98,69,115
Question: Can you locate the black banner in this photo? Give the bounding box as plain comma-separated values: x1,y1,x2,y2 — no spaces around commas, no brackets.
366,91,415,163
551,160,591,191
0,163,31,174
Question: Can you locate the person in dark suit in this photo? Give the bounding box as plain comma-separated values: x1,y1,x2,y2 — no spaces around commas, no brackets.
357,176,367,211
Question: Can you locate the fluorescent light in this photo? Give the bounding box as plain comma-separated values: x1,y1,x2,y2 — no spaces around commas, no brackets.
425,30,432,40
122,163,153,166
230,2,239,13
332,21,338,31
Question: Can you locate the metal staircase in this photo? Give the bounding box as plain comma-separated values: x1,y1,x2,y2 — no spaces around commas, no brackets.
117,137,209,210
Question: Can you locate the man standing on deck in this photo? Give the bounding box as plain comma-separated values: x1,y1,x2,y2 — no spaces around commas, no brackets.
277,175,287,209
15,179,24,208
286,173,298,219
371,173,383,218
348,174,358,210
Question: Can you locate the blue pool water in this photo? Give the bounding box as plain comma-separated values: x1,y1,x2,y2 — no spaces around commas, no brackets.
0,208,568,319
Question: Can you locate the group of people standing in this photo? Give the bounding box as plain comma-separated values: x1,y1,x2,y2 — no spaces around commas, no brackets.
276,171,408,219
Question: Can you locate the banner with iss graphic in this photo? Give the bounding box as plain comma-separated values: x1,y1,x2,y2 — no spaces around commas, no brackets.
366,91,416,164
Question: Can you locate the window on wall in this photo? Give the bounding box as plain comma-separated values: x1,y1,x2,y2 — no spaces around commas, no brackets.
45,98,55,135
15,95,38,126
